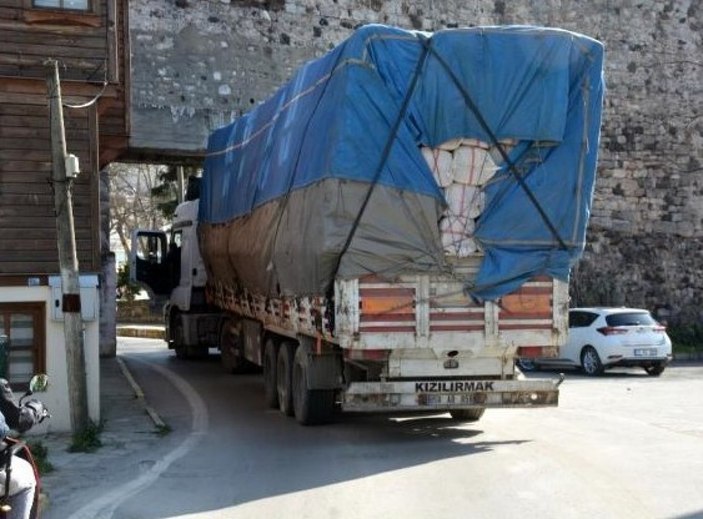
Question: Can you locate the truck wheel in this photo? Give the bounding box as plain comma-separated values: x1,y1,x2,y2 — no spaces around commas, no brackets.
220,320,244,374
172,313,208,360
263,338,279,408
276,342,296,416
292,346,334,425
449,408,485,422
172,315,189,360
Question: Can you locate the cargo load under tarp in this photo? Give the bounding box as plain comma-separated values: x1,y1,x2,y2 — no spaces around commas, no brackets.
200,24,604,300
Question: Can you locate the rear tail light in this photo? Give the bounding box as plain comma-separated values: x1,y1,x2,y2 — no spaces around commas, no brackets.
597,326,628,336
517,346,558,358
653,325,666,333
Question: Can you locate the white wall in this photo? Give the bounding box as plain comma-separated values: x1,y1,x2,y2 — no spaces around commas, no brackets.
0,279,100,433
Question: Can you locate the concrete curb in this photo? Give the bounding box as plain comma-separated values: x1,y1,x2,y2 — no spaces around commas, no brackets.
116,325,165,340
116,356,166,429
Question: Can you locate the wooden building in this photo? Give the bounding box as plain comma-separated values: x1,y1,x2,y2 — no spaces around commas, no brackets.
0,0,128,420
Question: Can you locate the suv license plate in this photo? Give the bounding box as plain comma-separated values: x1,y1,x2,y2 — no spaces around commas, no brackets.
634,348,657,357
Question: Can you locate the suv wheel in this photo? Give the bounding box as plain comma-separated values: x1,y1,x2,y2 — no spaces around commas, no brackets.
581,346,604,376
644,364,666,377
516,359,537,372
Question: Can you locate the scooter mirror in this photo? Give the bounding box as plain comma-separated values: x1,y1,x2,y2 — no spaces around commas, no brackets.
29,374,49,393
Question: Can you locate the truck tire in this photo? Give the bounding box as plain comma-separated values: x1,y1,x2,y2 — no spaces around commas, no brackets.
292,346,335,425
263,338,279,408
172,313,208,360
172,315,189,360
276,342,296,416
449,408,485,422
220,319,244,374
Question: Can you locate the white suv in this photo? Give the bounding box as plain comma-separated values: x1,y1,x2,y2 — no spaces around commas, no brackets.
519,307,673,376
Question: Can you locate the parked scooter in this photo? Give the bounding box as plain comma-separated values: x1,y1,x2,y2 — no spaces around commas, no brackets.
0,374,50,519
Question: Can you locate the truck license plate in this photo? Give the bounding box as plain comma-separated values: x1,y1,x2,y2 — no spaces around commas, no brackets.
634,348,657,357
418,394,475,406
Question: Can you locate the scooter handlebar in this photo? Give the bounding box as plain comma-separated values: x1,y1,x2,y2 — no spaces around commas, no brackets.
22,400,49,424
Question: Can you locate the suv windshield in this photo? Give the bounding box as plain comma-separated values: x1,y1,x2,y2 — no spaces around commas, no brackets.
605,312,657,327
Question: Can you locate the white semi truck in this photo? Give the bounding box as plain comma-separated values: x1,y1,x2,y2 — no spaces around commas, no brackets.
131,25,604,425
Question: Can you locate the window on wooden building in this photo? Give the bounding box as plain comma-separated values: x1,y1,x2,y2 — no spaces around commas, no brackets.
0,303,46,391
33,0,90,10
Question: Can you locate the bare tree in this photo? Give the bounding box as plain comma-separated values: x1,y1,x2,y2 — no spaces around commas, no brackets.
108,163,169,258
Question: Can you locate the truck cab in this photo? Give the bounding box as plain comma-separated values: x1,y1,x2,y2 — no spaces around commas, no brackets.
131,200,218,358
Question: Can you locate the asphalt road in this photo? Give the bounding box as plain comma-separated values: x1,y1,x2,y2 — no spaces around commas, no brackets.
48,338,703,519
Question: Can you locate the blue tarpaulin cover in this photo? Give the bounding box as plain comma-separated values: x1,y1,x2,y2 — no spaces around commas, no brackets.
201,24,604,300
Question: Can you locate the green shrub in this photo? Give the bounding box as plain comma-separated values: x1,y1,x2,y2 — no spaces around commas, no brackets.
117,263,141,302
27,441,54,475
69,421,103,453
667,324,703,351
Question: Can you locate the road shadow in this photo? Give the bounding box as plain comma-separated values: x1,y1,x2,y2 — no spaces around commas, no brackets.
114,349,536,519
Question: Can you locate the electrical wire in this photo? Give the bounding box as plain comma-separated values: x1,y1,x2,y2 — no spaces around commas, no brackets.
62,60,108,109
62,79,107,109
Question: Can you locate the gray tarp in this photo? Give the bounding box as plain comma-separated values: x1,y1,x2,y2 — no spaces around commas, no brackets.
200,180,445,296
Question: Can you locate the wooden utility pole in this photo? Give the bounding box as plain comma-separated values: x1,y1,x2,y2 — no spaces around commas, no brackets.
46,59,89,433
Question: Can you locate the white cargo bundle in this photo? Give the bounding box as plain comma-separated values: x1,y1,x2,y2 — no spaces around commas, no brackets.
422,139,516,257
421,147,453,187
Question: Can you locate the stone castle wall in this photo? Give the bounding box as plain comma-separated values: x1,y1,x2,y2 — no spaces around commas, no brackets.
129,0,703,325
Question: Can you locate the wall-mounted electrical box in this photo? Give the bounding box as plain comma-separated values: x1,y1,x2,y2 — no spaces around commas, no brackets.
65,154,80,178
48,275,99,322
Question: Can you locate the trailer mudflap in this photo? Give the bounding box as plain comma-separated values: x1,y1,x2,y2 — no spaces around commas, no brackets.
341,378,560,412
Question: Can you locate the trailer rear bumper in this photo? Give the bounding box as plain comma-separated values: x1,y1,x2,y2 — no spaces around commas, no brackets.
341,378,561,412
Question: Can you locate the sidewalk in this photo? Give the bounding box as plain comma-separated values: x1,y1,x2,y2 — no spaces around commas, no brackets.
39,351,164,517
